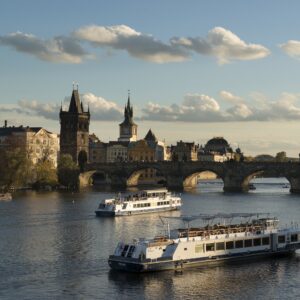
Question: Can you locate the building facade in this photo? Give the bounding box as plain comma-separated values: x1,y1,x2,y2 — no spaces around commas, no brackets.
171,141,199,161
89,134,107,163
106,141,129,162
59,87,90,163
0,122,59,167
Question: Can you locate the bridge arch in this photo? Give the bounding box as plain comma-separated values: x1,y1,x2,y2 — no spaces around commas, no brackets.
241,169,291,192
127,166,166,187
183,169,224,189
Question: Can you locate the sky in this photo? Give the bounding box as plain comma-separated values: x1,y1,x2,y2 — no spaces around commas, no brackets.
2,0,300,156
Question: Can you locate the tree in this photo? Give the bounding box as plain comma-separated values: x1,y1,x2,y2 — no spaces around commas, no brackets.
34,160,58,189
78,150,88,172
275,151,287,162
0,148,32,191
57,154,80,190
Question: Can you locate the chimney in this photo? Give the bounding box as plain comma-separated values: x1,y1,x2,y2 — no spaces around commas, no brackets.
4,120,7,128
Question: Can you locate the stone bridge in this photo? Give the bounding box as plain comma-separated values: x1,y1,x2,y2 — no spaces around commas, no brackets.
79,161,300,193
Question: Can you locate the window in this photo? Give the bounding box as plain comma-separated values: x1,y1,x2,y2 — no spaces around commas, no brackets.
278,235,286,243
244,239,252,247
226,241,234,249
121,245,129,257
235,240,244,248
195,244,204,253
127,246,135,258
291,234,298,242
262,237,270,245
206,243,215,252
253,238,261,246
216,242,225,251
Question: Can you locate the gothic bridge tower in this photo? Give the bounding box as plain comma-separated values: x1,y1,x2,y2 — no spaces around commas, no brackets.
118,92,137,142
59,86,90,163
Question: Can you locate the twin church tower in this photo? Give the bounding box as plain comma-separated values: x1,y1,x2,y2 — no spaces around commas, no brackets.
60,87,137,163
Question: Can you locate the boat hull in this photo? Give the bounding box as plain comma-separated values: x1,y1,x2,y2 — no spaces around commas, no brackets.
95,206,180,217
108,248,297,273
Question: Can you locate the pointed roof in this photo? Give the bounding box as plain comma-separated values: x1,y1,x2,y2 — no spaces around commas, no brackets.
144,129,157,142
120,92,136,126
68,89,83,113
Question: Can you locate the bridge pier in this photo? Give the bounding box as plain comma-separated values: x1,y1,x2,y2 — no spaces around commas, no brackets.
288,177,300,194
223,175,249,193
166,175,184,190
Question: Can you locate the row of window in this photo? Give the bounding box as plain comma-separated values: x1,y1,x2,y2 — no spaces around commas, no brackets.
278,234,298,243
158,201,170,206
133,203,151,208
195,237,271,253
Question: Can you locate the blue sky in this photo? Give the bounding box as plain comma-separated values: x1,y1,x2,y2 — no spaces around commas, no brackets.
2,0,300,156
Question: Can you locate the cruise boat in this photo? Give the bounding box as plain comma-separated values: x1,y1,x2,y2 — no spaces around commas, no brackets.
108,213,300,272
95,188,181,217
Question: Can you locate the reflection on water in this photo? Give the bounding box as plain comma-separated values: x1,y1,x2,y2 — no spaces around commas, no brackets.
0,179,299,299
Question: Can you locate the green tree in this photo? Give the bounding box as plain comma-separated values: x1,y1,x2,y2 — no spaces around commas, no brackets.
0,148,32,191
78,150,88,173
34,160,58,189
57,154,80,190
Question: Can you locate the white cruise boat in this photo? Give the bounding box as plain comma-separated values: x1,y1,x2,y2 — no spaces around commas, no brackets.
95,188,181,217
108,213,300,272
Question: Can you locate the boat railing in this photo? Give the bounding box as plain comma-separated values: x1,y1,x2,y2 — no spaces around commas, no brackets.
177,223,267,238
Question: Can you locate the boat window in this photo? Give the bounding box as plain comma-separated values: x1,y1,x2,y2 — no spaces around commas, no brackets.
278,235,286,243
206,243,215,252
195,244,204,253
244,239,252,248
126,246,135,258
216,242,225,251
121,245,129,257
235,240,244,248
291,234,298,242
262,237,270,245
226,241,234,249
253,238,261,246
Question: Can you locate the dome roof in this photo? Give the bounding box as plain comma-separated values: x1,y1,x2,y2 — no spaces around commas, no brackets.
205,137,229,147
204,137,233,154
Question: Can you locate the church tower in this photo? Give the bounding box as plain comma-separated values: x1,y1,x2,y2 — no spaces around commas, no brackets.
118,92,137,142
59,85,90,163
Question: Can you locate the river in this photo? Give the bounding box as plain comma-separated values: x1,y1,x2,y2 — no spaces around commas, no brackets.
0,178,299,299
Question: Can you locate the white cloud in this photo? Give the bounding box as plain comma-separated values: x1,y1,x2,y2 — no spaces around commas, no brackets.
81,93,123,120
279,40,300,59
0,93,123,121
142,91,300,122
219,90,243,104
171,27,270,64
0,26,270,65
74,24,189,63
0,31,91,63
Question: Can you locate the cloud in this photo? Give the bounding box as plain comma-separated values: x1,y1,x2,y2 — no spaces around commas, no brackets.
142,91,300,122
171,27,270,64
0,26,270,65
0,93,123,121
73,24,189,63
219,90,243,104
81,93,123,120
279,40,300,59
0,31,91,63
142,94,226,122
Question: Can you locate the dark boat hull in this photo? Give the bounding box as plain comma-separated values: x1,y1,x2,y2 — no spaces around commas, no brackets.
108,248,297,273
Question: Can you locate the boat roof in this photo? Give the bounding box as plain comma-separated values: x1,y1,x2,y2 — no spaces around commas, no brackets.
162,212,271,222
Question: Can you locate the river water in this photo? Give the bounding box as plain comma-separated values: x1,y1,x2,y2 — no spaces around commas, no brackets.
0,178,299,300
